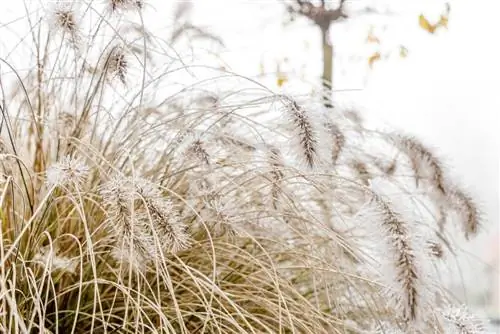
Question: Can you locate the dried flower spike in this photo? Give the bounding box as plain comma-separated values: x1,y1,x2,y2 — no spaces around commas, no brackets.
109,0,144,12
187,139,210,166
46,155,89,188
283,98,318,169
134,178,191,254
106,45,128,84
367,193,422,327
391,134,446,194
50,2,81,47
447,187,481,240
101,176,156,268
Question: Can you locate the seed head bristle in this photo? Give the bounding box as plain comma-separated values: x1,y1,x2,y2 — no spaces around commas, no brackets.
106,46,128,84
101,176,156,267
391,134,446,194
50,3,81,47
54,9,77,33
46,155,89,188
284,98,318,169
215,135,256,152
427,240,444,258
447,187,480,240
370,193,420,326
187,139,210,166
204,197,237,238
325,122,345,165
109,0,144,12
134,178,191,254
268,146,284,210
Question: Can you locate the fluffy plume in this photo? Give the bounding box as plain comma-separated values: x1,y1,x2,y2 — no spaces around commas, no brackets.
109,0,144,12
49,2,81,47
46,155,89,188
354,178,438,330
282,97,319,169
370,193,421,325
201,197,238,238
105,45,128,84
390,134,446,194
446,186,481,240
186,138,210,166
100,176,156,268
134,178,191,254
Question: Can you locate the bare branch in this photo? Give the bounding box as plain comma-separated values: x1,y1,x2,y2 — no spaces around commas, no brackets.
286,0,348,30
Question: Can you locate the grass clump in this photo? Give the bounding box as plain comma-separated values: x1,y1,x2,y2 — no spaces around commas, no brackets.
0,1,485,333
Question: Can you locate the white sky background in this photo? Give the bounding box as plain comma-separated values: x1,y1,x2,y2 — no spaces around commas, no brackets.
1,0,499,310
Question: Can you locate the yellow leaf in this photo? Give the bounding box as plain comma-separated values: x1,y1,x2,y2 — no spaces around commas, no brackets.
368,52,381,68
366,27,380,44
276,62,288,87
419,14,436,34
366,34,380,44
399,45,408,58
438,14,448,29
277,74,288,87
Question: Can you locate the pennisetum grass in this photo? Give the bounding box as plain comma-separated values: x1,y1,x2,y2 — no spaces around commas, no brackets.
0,1,486,333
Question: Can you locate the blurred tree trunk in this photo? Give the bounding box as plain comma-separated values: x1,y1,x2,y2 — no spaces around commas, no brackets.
286,0,347,109
321,27,333,108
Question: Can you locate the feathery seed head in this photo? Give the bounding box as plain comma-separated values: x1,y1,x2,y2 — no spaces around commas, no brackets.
112,231,156,270
46,155,89,188
101,176,157,267
109,0,144,12
202,197,238,238
358,188,432,328
49,2,81,46
54,7,77,33
134,178,191,253
187,138,210,166
106,45,128,84
282,97,319,169
447,187,481,240
391,134,446,194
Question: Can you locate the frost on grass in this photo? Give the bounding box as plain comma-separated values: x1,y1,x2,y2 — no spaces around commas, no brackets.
441,304,486,334
45,155,89,188
133,177,191,254
0,3,486,331
353,177,440,330
48,1,82,48
33,246,77,275
101,175,191,268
